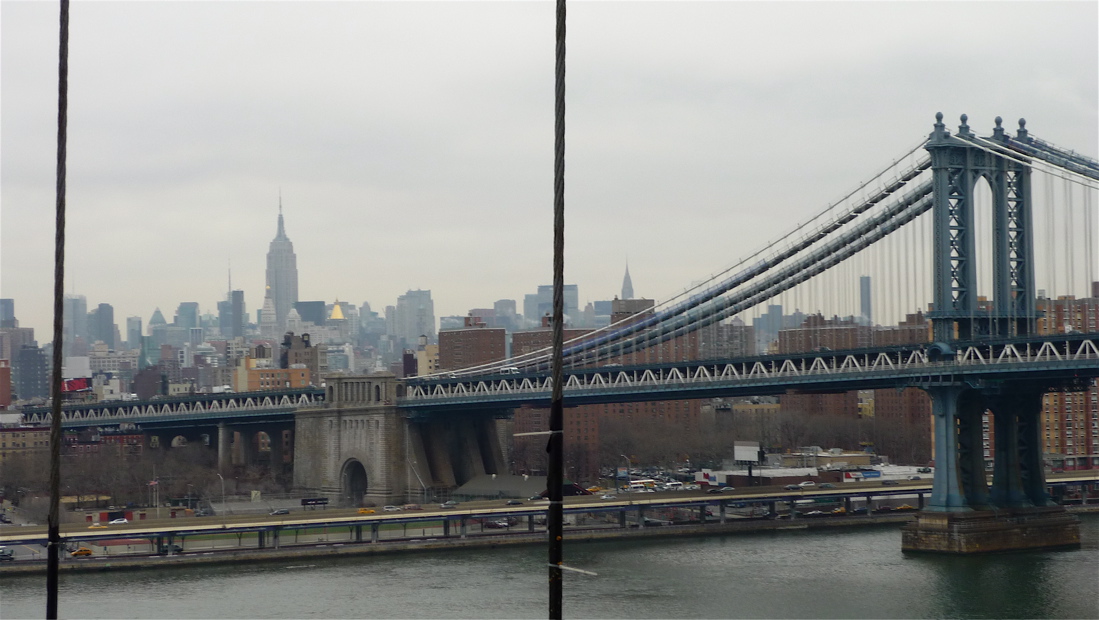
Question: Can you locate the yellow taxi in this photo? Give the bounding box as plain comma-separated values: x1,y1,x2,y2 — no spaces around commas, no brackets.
357,508,376,514
70,547,93,557
88,523,107,529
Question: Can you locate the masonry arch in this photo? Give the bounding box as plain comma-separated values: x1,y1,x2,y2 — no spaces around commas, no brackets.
341,459,369,507
170,435,188,448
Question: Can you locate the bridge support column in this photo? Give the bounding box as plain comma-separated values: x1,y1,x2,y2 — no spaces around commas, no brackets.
218,422,230,474
904,385,1079,554
988,393,1035,508
371,523,379,543
425,425,457,489
925,386,971,511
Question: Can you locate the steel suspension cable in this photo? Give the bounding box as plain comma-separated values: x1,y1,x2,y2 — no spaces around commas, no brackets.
547,0,565,615
47,1,70,617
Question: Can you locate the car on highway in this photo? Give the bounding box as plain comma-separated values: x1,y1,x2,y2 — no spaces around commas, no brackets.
819,483,836,489
402,504,423,511
108,518,129,524
70,547,92,557
600,494,617,500
383,505,400,512
357,508,376,514
798,481,816,488
783,484,800,490
0,547,14,561
917,467,932,473
440,500,459,508
88,523,107,529
720,486,737,492
908,475,922,481
269,509,289,516
706,488,723,494
505,500,523,506
158,544,184,555
882,479,900,486
528,495,544,501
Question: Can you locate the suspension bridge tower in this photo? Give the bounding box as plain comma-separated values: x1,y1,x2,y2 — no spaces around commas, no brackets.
903,113,1081,553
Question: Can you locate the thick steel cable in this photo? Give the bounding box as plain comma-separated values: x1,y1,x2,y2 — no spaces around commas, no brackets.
548,0,565,616
47,1,70,616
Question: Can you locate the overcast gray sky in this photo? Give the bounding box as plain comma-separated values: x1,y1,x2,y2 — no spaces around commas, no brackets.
2,1,1096,340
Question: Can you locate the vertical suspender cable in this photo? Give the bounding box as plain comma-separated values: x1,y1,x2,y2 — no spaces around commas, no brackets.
1065,177,1075,297
1045,173,1055,298
548,0,566,617
47,1,70,617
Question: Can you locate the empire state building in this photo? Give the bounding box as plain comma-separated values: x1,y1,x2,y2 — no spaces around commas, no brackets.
266,203,299,331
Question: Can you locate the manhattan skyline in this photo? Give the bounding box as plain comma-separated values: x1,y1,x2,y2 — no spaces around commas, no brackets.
2,2,1096,340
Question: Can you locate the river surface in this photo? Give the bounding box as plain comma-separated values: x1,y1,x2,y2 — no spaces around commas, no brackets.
2,516,1097,619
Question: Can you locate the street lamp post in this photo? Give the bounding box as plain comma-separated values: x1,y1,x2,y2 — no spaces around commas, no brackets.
216,473,225,512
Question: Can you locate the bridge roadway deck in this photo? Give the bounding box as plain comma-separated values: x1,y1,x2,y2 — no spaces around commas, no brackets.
402,334,1099,411
2,473,1095,551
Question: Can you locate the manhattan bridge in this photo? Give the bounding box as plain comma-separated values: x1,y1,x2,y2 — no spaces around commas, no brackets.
402,113,1098,550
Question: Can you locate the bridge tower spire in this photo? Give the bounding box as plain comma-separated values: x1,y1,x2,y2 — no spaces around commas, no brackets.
926,112,1038,342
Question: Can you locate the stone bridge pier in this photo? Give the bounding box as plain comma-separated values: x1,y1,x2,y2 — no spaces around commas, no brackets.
293,374,510,506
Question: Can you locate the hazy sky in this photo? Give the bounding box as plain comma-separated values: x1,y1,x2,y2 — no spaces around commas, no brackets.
2,1,1096,340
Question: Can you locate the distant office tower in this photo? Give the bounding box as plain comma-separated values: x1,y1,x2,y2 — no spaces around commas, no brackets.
217,291,247,339
523,285,579,325
265,201,299,331
175,302,200,331
621,264,634,300
231,290,245,338
860,276,872,325
15,344,49,401
63,294,87,356
393,290,436,346
126,317,142,350
88,303,116,349
294,301,327,326
260,289,278,339
0,299,15,328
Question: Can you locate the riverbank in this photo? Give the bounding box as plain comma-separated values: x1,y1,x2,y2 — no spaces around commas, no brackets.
5,505,1097,576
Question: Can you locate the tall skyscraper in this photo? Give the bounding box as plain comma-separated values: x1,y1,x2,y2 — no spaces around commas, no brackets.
88,303,116,349
175,302,200,331
265,200,299,331
860,276,872,325
393,290,436,346
622,264,634,300
62,294,87,356
0,299,15,328
126,316,143,350
523,285,579,325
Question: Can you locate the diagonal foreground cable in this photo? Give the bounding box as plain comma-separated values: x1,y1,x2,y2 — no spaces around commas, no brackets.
47,1,70,617
547,0,565,617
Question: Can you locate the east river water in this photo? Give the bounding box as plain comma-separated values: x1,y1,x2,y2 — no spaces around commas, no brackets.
2,516,1097,619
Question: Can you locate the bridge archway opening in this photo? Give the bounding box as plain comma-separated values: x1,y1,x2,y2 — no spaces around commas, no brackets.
170,435,188,448
972,175,995,309
341,459,368,507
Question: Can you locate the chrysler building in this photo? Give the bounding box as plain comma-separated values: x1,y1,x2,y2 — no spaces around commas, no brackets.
265,200,299,331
